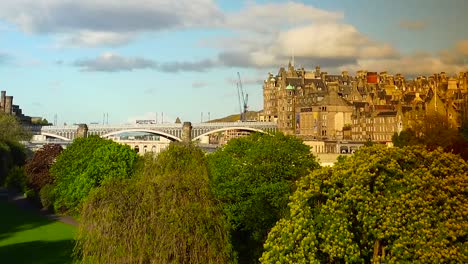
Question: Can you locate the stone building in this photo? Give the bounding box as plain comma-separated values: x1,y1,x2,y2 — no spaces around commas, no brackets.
263,63,468,150
0,90,31,124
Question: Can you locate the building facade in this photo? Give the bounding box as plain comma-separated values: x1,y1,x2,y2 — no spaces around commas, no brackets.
262,63,468,152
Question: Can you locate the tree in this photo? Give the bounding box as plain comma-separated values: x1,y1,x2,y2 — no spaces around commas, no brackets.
0,113,30,142
76,143,235,263
51,136,138,214
391,129,419,148
261,145,468,263
394,112,468,159
25,144,63,193
0,113,29,185
207,132,319,263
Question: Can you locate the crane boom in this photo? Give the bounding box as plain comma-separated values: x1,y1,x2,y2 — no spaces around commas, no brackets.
237,72,248,122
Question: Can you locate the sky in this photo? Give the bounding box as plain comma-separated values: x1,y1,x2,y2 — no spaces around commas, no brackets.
0,0,467,125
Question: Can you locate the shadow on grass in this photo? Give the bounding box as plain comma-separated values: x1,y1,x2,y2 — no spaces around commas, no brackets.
0,239,75,264
0,201,51,241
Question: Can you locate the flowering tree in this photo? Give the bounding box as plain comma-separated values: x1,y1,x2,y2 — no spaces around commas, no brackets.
261,145,468,263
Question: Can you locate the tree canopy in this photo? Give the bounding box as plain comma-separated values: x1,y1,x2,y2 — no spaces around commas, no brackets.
208,132,319,263
50,136,138,214
76,143,235,264
261,145,468,263
25,144,63,193
0,113,29,185
0,113,30,142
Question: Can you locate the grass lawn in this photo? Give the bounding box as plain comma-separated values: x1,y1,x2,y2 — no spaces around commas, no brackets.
0,200,76,264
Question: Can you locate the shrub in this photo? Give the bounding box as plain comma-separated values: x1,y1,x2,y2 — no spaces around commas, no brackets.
4,166,27,192
39,184,55,210
51,136,138,215
25,144,63,193
76,143,236,264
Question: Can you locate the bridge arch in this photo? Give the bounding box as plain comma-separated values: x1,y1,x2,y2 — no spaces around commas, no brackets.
40,132,72,141
192,127,266,141
101,129,182,142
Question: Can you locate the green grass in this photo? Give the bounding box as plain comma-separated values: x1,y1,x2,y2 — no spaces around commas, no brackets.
0,200,76,264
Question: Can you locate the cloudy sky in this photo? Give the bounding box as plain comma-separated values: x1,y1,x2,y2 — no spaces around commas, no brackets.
1,0,467,124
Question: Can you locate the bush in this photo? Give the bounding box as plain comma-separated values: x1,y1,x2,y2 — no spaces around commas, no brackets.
76,143,235,264
51,136,138,215
4,166,27,192
25,144,63,193
0,141,28,186
39,184,55,210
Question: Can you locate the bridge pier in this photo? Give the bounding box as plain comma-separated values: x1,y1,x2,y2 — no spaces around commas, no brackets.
77,124,88,138
182,122,192,142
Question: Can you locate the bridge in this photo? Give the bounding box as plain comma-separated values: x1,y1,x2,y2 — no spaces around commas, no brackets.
34,122,278,142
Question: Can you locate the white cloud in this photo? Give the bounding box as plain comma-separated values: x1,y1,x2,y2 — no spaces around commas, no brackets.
341,53,466,77
74,52,157,72
58,31,134,47
223,2,342,33
0,0,222,46
73,52,217,72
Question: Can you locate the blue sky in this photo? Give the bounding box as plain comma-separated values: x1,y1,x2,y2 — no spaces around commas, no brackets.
0,0,467,125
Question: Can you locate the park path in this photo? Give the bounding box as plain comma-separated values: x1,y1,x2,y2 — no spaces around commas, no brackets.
0,187,78,227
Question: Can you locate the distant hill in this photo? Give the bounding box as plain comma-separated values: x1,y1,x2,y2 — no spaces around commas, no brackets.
208,111,260,123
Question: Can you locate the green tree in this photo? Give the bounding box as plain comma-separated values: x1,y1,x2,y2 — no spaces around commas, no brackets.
261,145,468,263
76,143,235,264
31,117,51,126
391,129,419,147
0,113,30,142
0,113,30,185
394,113,468,160
208,132,319,263
51,136,138,214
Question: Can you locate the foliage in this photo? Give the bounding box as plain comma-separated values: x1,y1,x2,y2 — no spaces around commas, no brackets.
25,144,63,193
394,113,468,160
31,118,51,126
76,143,235,264
391,129,419,148
261,145,468,263
4,166,27,192
0,141,28,185
51,136,138,214
0,113,31,142
0,113,29,186
208,132,319,263
39,184,55,210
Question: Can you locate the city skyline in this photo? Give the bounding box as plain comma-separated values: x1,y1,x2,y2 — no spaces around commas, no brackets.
0,0,467,124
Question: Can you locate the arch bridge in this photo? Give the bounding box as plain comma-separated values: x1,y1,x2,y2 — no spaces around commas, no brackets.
37,122,278,142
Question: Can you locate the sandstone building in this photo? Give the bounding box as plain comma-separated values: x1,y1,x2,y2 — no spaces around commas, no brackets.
0,90,31,124
262,63,468,152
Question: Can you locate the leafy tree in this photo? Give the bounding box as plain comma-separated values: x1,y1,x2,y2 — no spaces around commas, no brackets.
31,117,51,126
208,132,319,263
25,144,63,193
51,136,138,214
391,129,419,147
0,113,30,142
394,113,468,160
261,145,468,263
76,143,235,264
0,113,30,184
0,142,29,186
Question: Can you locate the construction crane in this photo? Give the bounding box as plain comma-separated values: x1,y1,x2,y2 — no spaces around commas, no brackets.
237,72,248,122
